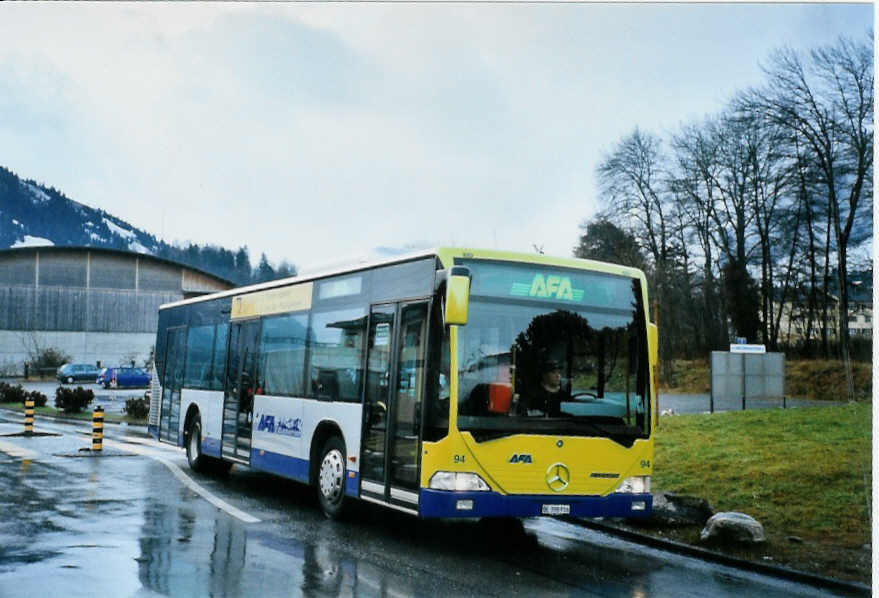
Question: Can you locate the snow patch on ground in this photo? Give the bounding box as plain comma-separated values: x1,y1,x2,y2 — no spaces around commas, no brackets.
103,217,135,240
12,235,54,248
24,182,51,204
128,241,152,254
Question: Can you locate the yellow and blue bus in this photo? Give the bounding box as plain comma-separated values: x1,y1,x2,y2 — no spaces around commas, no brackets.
148,248,658,519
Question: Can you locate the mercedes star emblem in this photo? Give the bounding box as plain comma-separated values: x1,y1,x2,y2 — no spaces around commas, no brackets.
545,462,570,492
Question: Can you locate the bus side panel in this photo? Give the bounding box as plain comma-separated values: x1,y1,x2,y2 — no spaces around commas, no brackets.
249,396,364,492
301,400,363,496
180,389,224,457
250,395,307,482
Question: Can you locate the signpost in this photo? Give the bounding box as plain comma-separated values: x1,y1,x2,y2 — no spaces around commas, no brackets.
729,344,766,354
729,344,765,409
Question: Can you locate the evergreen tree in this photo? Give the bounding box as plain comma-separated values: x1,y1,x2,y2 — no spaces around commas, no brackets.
234,247,252,285
255,253,276,283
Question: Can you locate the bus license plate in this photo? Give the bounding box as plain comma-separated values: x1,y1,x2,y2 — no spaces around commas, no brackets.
541,504,570,516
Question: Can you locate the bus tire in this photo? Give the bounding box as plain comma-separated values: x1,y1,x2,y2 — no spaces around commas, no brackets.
316,436,347,519
185,415,209,473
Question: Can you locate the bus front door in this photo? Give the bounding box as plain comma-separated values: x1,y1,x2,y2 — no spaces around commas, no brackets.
222,319,260,464
361,302,428,512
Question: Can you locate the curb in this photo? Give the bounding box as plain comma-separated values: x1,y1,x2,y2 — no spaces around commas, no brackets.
567,517,870,596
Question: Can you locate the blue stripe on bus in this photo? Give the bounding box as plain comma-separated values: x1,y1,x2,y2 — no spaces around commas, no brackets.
201,437,221,458
418,490,652,519
345,472,359,496
249,449,361,498
251,450,310,483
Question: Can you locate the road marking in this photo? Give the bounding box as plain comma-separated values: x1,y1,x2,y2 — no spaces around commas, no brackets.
0,438,39,460
99,437,261,524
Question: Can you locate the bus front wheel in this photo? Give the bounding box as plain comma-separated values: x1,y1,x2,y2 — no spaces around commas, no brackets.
317,436,347,519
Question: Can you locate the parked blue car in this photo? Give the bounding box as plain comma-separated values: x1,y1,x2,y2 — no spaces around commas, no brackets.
97,366,151,389
57,363,101,384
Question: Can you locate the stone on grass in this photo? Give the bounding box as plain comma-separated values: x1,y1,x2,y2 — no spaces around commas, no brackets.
700,512,765,544
651,492,714,527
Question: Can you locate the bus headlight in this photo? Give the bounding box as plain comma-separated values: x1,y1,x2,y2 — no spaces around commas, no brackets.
616,476,651,494
429,471,491,491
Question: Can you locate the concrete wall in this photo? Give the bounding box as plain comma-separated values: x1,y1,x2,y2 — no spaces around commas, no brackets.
0,330,156,375
0,248,234,375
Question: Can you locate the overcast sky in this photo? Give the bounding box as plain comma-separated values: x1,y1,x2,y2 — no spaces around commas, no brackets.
0,3,872,271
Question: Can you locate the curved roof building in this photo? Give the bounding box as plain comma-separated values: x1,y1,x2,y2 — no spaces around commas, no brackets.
0,247,235,373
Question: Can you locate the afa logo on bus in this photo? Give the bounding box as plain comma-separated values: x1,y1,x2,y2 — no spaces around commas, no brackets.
510,274,585,302
257,414,302,438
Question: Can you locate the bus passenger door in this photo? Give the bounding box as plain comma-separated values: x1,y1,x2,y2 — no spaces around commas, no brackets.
159,326,186,444
222,319,260,464
360,302,428,510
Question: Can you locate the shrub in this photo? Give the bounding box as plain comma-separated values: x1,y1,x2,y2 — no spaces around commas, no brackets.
28,346,72,373
0,382,27,404
54,386,94,413
26,390,48,408
124,397,149,419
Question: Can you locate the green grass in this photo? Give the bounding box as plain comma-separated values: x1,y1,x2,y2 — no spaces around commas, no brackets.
652,403,872,581
655,404,871,543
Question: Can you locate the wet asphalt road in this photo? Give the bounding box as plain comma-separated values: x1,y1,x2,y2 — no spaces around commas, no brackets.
0,411,860,598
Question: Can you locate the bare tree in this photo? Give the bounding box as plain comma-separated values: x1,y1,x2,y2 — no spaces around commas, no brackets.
597,128,672,266
596,128,695,374
740,33,873,376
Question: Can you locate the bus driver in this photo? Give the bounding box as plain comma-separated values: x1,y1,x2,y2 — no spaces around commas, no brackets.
527,359,566,416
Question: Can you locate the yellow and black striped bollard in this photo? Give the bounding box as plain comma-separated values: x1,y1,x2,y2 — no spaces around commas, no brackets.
24,397,34,435
92,406,104,452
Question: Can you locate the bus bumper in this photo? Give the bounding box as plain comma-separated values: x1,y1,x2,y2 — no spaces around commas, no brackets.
418,490,652,519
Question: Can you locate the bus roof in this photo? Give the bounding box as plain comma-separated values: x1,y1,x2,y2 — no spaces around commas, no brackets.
159,247,647,311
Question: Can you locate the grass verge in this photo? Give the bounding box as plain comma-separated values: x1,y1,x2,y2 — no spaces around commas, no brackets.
642,403,872,583
659,358,872,401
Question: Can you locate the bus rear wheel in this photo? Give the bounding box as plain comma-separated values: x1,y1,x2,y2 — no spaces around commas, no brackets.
317,436,347,519
186,415,209,473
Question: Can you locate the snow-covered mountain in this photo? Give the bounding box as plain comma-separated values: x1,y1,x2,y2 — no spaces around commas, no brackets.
0,165,297,286
0,166,160,254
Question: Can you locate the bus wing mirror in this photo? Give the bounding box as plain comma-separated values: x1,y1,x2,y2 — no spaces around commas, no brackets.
647,323,658,365
445,266,471,326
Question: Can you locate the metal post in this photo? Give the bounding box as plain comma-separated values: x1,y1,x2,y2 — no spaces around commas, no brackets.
24,398,34,435
709,353,714,414
92,406,104,452
741,352,746,411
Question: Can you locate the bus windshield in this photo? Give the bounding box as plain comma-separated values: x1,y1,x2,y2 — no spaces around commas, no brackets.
455,263,649,445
